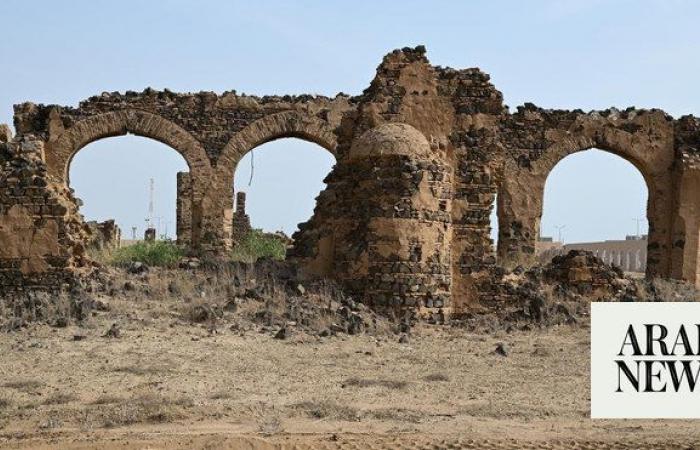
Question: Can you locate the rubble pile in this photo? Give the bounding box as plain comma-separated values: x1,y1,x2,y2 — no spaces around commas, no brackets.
453,250,637,331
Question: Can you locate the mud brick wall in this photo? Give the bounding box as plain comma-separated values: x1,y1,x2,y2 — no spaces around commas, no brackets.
3,45,700,313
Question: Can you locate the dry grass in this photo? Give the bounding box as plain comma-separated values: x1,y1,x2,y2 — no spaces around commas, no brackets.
423,373,450,382
3,380,43,392
79,393,194,429
42,392,78,405
366,407,426,423
90,395,124,405
112,363,174,376
0,395,12,410
342,378,409,390
291,400,361,421
209,391,234,400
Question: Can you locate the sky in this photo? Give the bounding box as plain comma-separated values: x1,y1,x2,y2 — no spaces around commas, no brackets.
1,0,698,242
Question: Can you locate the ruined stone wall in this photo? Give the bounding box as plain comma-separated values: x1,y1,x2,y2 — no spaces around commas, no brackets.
175,172,192,248
2,45,699,312
232,191,251,244
85,220,121,251
498,105,676,281
0,135,92,293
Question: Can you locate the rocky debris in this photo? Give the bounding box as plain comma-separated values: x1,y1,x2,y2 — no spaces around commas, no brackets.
189,303,222,323
494,342,509,357
274,327,288,340
453,250,657,332
178,258,201,270
104,323,120,338
126,261,148,275
540,250,626,298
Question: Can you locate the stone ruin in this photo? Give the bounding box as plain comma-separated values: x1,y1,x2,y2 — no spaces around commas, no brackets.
85,220,121,252
1,46,699,315
231,191,252,244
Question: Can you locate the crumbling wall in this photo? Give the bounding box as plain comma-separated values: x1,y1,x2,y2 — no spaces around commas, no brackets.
498,105,676,281
85,220,121,251
2,45,699,312
0,135,92,293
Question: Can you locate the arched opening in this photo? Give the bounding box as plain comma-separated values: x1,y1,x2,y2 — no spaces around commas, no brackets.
69,135,189,250
539,149,649,273
231,138,335,261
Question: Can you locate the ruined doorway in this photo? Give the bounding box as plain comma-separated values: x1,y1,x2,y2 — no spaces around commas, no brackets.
539,149,649,273
231,138,336,261
68,135,189,247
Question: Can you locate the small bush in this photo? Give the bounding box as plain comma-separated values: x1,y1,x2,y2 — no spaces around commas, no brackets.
231,229,287,263
110,241,183,267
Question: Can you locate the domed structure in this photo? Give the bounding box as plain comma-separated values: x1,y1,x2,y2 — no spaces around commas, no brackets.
349,123,432,160
324,122,454,315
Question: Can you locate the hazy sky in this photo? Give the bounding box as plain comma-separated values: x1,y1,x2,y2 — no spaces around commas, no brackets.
2,1,698,242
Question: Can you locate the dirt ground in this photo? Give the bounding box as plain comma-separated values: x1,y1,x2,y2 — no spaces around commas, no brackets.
1,278,699,449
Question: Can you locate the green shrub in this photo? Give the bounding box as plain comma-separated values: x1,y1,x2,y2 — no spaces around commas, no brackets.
110,240,183,267
230,229,287,263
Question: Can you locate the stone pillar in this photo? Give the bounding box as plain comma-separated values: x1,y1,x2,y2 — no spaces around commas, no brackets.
497,162,543,269
194,170,233,255
232,191,252,243
176,172,192,248
672,165,700,287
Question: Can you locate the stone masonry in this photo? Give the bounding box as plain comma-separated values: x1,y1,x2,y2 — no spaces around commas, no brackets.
1,46,699,315
85,220,121,252
232,191,251,244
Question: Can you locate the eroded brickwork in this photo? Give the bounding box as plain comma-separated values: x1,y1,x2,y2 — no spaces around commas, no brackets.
2,46,699,314
232,191,251,244
86,220,121,251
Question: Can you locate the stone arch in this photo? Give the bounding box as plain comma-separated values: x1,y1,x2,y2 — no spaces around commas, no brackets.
47,109,211,184
497,118,675,278
47,110,213,251
213,111,339,248
216,111,338,177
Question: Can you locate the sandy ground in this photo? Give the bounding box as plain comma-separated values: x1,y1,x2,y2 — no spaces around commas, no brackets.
0,290,699,449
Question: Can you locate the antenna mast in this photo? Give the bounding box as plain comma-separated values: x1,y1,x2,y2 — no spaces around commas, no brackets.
148,178,155,229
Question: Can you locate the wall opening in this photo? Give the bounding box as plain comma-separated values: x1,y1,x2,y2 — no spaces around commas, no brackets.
68,135,189,245
231,138,335,259
539,149,649,273
490,193,498,255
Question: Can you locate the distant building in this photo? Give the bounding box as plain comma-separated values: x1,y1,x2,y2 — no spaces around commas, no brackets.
537,235,647,273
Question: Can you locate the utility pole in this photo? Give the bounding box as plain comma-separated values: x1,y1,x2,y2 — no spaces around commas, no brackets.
555,225,566,243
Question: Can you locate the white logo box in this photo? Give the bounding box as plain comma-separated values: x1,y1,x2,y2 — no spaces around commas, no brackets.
591,302,700,418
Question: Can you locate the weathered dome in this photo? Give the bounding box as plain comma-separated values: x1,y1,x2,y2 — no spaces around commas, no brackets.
349,123,431,160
